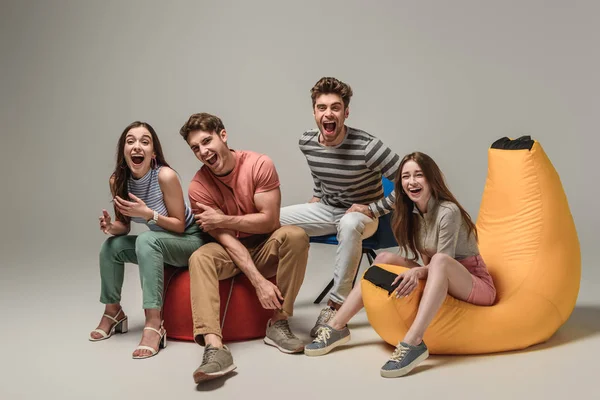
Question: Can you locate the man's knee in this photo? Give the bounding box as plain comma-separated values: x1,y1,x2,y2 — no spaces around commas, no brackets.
338,212,366,234
274,226,309,250
188,242,222,270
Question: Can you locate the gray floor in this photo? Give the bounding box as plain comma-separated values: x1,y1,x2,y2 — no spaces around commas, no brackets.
3,245,599,400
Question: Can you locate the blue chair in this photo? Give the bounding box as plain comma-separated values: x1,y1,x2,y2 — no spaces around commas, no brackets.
310,177,398,304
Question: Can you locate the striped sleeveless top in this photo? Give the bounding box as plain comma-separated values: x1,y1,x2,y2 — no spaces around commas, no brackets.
127,166,195,232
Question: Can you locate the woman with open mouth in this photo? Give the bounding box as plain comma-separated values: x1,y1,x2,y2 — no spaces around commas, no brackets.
89,121,206,359
304,152,496,378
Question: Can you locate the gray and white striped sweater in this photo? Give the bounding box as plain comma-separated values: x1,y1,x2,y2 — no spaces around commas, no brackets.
299,126,400,217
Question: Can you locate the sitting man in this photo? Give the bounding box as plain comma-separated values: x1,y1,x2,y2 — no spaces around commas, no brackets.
280,77,400,336
180,112,309,384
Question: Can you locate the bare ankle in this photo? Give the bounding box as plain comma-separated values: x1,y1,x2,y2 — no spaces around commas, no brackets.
104,303,121,316
204,334,223,348
329,318,345,330
402,334,422,346
144,309,162,327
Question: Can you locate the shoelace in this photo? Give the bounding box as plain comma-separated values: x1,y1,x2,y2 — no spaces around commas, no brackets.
202,346,219,365
313,326,332,344
388,343,409,362
274,321,297,339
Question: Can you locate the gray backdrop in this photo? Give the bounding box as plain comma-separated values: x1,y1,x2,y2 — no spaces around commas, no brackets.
1,0,597,281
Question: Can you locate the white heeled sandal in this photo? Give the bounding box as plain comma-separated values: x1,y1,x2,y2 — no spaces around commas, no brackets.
132,322,167,359
89,308,128,342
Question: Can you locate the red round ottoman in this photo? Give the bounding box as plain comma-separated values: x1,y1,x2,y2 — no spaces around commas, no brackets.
162,267,276,342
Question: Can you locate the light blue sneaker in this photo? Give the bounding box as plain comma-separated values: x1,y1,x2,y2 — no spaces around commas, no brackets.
380,341,429,378
304,324,351,356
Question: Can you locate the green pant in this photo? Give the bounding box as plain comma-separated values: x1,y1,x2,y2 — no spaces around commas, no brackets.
99,225,206,309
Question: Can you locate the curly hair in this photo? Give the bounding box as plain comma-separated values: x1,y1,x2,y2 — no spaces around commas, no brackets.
310,77,353,109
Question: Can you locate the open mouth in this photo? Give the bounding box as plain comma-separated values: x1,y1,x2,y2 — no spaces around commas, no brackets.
205,153,218,166
131,154,145,166
408,187,422,195
322,121,336,134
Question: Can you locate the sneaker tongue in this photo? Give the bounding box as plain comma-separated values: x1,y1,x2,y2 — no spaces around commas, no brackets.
273,320,295,338
203,346,219,363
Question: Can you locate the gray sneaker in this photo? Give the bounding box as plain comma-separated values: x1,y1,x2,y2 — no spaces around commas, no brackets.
264,319,304,354
310,307,337,337
304,324,351,356
380,341,429,378
193,344,237,383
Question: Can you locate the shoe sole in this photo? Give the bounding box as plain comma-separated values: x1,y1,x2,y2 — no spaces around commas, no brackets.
263,337,304,354
88,335,112,342
132,331,167,360
193,364,237,384
132,352,159,360
304,334,351,356
380,350,429,378
88,328,127,342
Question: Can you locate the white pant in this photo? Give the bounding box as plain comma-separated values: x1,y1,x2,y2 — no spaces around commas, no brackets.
280,202,378,304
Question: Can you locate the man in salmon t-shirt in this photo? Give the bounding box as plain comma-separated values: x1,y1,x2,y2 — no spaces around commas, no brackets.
180,112,309,384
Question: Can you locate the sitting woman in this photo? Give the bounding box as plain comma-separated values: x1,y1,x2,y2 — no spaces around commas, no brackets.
305,152,496,377
89,121,205,359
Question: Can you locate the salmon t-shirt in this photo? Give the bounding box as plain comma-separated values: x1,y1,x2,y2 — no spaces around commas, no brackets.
188,150,280,238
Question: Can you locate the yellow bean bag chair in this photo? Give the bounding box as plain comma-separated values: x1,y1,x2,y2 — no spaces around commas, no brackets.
362,136,580,354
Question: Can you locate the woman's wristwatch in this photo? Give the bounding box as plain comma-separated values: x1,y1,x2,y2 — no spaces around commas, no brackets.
147,210,159,225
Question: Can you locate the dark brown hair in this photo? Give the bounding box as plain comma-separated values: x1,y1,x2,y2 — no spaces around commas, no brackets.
179,112,226,142
391,152,478,261
310,77,353,109
111,121,170,223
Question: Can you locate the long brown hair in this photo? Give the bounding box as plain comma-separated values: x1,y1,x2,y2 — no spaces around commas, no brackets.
391,152,478,261
111,121,170,223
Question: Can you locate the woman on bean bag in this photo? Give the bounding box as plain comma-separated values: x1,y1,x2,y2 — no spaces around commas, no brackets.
304,151,496,377
88,121,206,359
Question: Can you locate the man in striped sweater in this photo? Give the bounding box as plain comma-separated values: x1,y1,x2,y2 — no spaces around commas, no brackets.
280,77,401,337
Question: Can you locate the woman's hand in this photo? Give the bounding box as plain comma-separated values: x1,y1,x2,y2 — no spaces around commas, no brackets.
392,267,426,298
99,209,113,234
114,193,152,220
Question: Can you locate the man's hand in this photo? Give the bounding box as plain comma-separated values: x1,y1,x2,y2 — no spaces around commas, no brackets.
308,196,321,203
345,204,374,218
194,203,227,232
255,278,284,310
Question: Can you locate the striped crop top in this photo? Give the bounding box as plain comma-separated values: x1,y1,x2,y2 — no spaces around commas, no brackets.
127,167,195,231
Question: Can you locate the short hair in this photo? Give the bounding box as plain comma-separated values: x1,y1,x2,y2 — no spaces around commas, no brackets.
310,77,353,109
179,113,226,142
